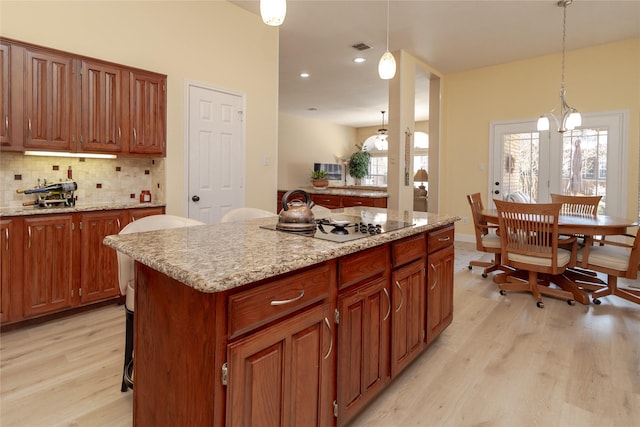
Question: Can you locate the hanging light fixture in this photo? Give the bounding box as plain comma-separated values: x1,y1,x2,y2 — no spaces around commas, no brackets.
260,0,287,26
378,0,396,80
375,111,389,150
537,0,582,133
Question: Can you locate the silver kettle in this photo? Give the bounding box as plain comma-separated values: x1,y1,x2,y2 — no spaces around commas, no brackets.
277,189,316,233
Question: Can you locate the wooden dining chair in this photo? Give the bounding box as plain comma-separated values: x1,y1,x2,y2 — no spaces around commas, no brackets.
549,193,606,291
577,227,640,305
466,193,505,278
494,199,577,308
550,193,602,215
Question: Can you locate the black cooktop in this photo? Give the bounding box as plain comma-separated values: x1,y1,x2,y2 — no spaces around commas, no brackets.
260,215,414,243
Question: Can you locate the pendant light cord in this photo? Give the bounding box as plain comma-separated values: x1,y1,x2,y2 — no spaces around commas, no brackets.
385,0,390,51
561,1,567,91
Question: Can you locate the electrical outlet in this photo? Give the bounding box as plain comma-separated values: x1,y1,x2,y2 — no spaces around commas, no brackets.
462,217,469,224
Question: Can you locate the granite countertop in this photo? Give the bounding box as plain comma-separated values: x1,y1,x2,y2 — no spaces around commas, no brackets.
104,207,460,294
0,201,166,217
280,186,389,198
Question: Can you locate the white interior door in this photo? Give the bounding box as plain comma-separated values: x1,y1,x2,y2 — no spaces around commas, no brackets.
186,82,245,224
489,110,628,217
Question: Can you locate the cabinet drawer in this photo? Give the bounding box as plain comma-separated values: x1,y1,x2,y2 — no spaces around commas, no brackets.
338,244,389,290
228,264,332,339
392,234,426,267
427,225,454,254
312,194,341,208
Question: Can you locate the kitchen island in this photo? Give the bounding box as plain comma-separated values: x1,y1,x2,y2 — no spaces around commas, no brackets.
104,207,459,426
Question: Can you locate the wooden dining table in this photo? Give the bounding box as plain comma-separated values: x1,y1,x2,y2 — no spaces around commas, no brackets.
481,208,639,304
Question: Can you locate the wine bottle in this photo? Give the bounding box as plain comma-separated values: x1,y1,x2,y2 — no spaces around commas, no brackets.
19,181,77,194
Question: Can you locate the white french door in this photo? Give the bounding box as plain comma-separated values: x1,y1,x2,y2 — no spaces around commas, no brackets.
489,110,628,217
185,81,245,224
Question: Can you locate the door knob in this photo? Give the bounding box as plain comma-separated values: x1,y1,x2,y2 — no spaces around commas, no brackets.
494,190,500,194
192,195,200,202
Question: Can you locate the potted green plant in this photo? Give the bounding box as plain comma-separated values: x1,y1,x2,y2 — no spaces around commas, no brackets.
348,144,370,185
311,169,329,189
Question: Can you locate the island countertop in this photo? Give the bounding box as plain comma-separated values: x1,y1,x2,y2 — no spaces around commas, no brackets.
104,207,459,294
0,201,166,217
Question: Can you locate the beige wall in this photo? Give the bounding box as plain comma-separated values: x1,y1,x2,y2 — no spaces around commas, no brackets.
0,1,278,216
443,38,640,239
278,113,356,189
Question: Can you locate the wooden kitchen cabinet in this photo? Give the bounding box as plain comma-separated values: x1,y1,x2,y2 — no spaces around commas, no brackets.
0,41,11,147
426,225,455,344
342,195,387,208
23,46,75,151
128,206,165,222
79,210,126,304
336,275,390,426
0,206,167,326
390,259,426,376
22,215,74,318
126,70,166,156
0,218,21,323
79,60,123,153
0,37,166,158
312,194,341,209
226,302,334,427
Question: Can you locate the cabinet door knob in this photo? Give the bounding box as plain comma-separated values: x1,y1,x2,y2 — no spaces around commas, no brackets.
192,195,200,202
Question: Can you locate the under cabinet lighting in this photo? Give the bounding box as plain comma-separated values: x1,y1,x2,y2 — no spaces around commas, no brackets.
25,151,117,159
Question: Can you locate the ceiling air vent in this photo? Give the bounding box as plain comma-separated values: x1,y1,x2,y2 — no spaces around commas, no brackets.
351,42,371,51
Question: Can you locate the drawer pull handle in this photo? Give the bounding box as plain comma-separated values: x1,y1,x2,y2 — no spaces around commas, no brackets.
116,218,121,231
27,225,32,248
383,287,391,321
394,281,404,312
4,115,8,134
4,228,8,251
437,236,451,242
28,118,32,138
430,264,438,289
133,128,137,145
323,317,333,360
270,290,305,306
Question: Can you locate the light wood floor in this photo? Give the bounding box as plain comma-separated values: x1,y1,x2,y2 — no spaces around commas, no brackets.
2,242,639,427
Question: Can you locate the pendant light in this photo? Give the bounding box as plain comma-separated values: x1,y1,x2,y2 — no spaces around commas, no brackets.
260,0,287,26
537,0,582,133
375,111,388,150
378,0,396,80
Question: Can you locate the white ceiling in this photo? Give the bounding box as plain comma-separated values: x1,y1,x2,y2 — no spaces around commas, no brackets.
230,0,640,127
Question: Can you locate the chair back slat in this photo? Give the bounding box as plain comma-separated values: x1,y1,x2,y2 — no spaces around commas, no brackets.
466,193,488,248
550,193,601,216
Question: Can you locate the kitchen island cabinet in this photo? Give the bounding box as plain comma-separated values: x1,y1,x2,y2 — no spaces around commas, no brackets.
104,207,459,426
426,225,455,344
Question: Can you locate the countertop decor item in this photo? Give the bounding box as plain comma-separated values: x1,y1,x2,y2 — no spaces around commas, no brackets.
348,144,370,184
310,169,329,189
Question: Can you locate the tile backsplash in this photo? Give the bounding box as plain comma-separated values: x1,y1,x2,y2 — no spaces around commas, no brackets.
0,152,165,208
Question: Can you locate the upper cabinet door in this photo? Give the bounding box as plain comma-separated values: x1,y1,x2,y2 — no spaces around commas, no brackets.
128,70,166,155
80,60,122,152
0,42,9,147
24,48,74,151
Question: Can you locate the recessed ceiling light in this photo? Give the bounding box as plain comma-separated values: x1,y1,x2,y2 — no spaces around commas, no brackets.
300,72,310,78
353,57,366,63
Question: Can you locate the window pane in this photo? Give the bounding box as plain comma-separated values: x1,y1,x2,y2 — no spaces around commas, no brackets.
502,132,540,202
561,128,608,213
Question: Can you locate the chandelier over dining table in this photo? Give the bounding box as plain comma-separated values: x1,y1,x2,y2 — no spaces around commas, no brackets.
537,0,582,134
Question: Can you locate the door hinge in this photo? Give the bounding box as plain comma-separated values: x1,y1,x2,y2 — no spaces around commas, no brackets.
333,400,338,418
238,110,244,123
334,308,339,325
221,362,228,386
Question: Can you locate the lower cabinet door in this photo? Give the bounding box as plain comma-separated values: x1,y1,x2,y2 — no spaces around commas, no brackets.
79,210,126,304
390,259,426,377
22,215,74,317
426,245,454,344
226,302,333,427
336,276,390,426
